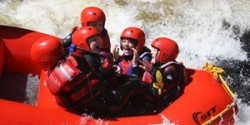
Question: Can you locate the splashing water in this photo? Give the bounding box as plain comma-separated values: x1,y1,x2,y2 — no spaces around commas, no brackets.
1,0,250,124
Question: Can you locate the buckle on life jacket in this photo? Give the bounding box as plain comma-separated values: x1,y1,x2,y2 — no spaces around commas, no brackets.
153,70,164,95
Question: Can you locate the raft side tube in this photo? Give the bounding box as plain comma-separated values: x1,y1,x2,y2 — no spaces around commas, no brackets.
0,99,83,125
0,25,59,75
162,69,236,125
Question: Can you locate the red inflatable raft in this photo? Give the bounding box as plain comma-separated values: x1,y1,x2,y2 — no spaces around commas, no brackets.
0,25,237,125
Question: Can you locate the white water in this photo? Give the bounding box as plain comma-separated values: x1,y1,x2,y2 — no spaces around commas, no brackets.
1,0,250,124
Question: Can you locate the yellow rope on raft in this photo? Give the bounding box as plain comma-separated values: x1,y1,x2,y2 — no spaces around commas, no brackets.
201,63,237,125
203,63,224,79
203,63,235,99
201,102,236,125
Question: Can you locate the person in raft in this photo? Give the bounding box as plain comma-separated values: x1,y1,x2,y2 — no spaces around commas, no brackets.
61,6,111,55
112,27,151,79
30,36,65,71
45,26,119,113
109,37,187,113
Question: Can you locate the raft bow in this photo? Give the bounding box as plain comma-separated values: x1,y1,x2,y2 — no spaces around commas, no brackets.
202,63,237,125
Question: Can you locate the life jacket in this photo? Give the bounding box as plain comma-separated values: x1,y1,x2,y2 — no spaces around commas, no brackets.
139,51,151,62
139,46,152,62
45,52,103,108
148,61,186,97
118,46,152,76
118,59,133,76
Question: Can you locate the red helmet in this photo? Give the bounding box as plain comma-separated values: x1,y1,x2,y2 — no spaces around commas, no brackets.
72,26,99,51
30,36,64,70
81,6,106,27
151,37,179,64
120,27,145,52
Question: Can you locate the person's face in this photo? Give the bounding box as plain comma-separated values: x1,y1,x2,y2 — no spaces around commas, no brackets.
88,21,104,34
121,38,136,55
88,35,100,53
151,47,159,64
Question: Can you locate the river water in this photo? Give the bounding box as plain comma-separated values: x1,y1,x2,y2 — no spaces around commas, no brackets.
1,0,250,124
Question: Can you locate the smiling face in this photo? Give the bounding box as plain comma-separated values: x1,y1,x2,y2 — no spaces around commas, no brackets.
121,38,136,55
87,35,100,53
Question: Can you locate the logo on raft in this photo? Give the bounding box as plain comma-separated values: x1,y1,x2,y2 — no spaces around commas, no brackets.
193,106,217,124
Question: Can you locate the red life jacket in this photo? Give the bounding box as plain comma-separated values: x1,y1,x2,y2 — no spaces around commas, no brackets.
45,54,102,107
118,60,133,75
